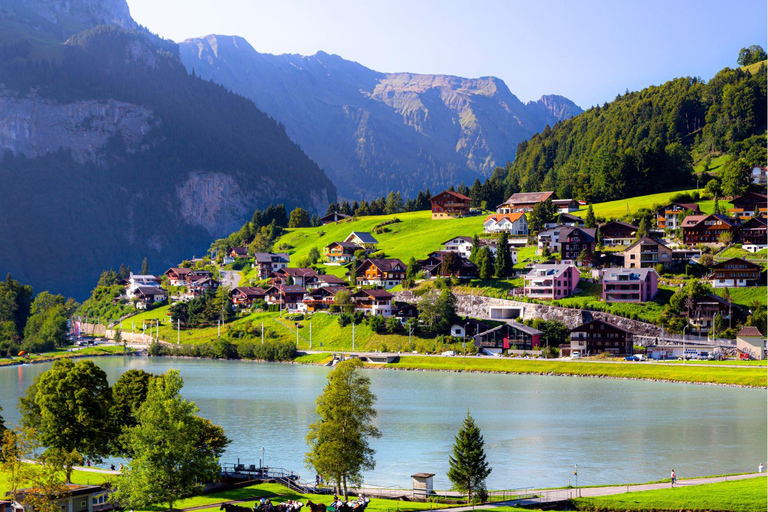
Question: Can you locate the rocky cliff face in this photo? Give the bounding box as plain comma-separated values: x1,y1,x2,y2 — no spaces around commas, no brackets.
179,35,583,199
0,88,155,164
2,0,137,38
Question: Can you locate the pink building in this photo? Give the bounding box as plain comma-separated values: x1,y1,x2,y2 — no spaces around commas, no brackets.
524,264,580,299
601,268,658,303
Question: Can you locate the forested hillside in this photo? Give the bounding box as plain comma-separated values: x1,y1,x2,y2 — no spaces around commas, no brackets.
0,16,335,299
503,62,767,202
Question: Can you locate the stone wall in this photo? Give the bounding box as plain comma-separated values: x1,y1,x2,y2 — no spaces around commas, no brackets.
394,291,664,338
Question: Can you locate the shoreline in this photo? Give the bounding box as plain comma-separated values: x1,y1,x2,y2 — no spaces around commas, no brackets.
0,349,143,368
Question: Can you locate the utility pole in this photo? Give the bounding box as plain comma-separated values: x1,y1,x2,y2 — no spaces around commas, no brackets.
261,321,264,345
352,320,356,352
177,318,180,345
309,317,313,349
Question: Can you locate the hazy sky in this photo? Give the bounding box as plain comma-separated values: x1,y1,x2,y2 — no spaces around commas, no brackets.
127,0,767,108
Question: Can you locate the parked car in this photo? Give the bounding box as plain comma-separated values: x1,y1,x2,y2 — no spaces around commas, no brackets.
571,352,581,359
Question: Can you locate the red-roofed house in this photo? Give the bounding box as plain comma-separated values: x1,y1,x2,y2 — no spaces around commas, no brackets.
483,213,528,235
681,214,737,244
496,191,557,214
431,190,471,219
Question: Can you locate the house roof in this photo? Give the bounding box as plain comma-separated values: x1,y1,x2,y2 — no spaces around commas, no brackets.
732,192,768,203
558,226,596,242
327,241,361,249
318,274,347,284
659,202,701,212
354,289,394,299
737,326,764,337
551,198,577,205
624,236,669,252
358,258,406,272
432,190,471,201
442,235,474,245
681,214,737,228
253,252,290,263
602,268,657,281
231,287,266,297
556,213,584,223
14,484,104,500
319,212,351,222
712,257,762,270
484,213,526,224
134,286,166,296
525,263,578,277
347,231,379,244
600,220,639,231
231,247,249,255
165,267,192,276
281,267,319,278
474,321,542,337
570,318,633,334
500,191,557,206
267,285,307,294
741,216,767,229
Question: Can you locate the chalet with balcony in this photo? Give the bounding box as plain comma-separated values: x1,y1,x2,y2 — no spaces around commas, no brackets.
184,275,220,299
133,286,167,308
352,289,394,316
599,221,638,246
656,202,701,230
739,216,767,249
473,322,543,353
344,232,379,250
253,253,290,279
355,258,406,288
305,273,348,290
681,214,737,244
601,268,658,302
544,213,584,229
264,285,308,311
230,287,267,308
496,191,557,213
730,192,767,217
303,286,346,311
324,241,361,265
165,267,194,286
552,198,580,213
523,263,580,299
230,247,249,259
623,237,673,268
483,213,528,235
442,236,475,258
683,294,731,336
270,267,318,287
418,251,478,279
710,258,762,288
319,211,351,224
560,227,597,261
569,319,633,357
430,190,472,219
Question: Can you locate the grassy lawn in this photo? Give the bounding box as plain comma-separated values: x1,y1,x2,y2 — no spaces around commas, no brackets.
693,153,730,175
713,286,767,307
0,467,114,495
0,345,127,366
697,198,735,215
717,245,768,261
385,356,767,387
570,477,766,512
572,189,698,219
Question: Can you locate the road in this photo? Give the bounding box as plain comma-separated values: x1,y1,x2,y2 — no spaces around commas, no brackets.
220,270,242,290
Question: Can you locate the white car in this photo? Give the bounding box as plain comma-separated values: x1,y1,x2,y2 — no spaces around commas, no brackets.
441,351,456,357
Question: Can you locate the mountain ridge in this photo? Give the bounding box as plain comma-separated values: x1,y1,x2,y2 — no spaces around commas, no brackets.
179,34,582,199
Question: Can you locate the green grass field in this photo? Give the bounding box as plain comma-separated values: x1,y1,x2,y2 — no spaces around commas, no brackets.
693,153,730,175
697,197,735,215
717,245,768,261
569,477,766,512
386,355,767,387
713,286,767,307
0,467,114,496
572,189,698,219
742,60,767,74
0,345,127,367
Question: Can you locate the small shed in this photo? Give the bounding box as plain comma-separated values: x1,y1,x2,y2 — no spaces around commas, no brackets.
411,473,435,497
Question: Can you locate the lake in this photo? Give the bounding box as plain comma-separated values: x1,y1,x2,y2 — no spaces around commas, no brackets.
0,356,765,490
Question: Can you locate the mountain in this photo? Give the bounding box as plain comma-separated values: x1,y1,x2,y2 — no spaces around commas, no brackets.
0,3,336,300
178,35,582,199
503,63,767,203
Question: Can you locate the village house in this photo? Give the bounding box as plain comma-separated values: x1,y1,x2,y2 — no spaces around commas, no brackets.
623,237,673,268
230,287,267,308
324,241,361,265
305,273,347,290
355,258,406,288
319,211,351,224
230,247,249,259
496,191,557,213
730,191,767,217
483,213,529,235
183,275,220,300
683,294,731,336
264,285,308,311
751,166,767,187
544,213,584,229
128,273,161,289
523,263,580,299
710,257,762,288
601,268,659,302
599,221,638,246
736,326,765,360
270,267,318,287
392,303,419,323
440,236,518,263
560,227,597,261
738,216,767,251
9,484,108,512
132,286,167,308
552,198,580,213
473,322,543,353
656,202,701,230
450,318,491,338
569,319,633,357
352,289,394,316
165,267,193,286
418,251,478,279
430,190,472,219
303,286,346,311
681,214,737,245
344,232,379,251
253,253,290,279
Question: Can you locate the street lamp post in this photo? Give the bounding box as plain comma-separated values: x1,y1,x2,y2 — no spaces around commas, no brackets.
261,447,266,470
574,464,578,493
682,325,688,364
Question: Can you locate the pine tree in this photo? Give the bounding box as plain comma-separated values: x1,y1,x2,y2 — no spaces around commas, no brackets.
585,204,596,228
326,202,337,216
478,248,494,280
637,217,650,238
447,411,492,504
595,226,604,252
469,234,481,264
140,257,150,275
494,231,512,278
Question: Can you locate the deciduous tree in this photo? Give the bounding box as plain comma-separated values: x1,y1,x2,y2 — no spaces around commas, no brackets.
288,207,311,228
305,359,381,500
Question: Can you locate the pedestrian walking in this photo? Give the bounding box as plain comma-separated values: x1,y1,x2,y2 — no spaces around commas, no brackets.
759,463,764,473
671,469,676,486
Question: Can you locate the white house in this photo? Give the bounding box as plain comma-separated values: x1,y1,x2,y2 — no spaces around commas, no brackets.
736,326,766,360
441,236,475,259
751,166,767,186
483,213,528,235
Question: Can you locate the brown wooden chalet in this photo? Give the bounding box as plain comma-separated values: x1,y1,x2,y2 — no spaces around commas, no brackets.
599,221,638,245
264,285,307,310
496,191,557,213
355,258,406,288
418,251,478,279
351,289,394,316
253,253,290,279
164,267,212,286
319,211,351,224
230,247,249,259
710,258,762,288
569,319,633,356
560,227,597,261
270,267,318,287
303,286,347,311
731,192,767,216
230,287,267,307
305,273,348,289
392,302,419,321
681,214,737,244
324,241,361,265
431,190,472,219
683,294,733,335
739,216,767,245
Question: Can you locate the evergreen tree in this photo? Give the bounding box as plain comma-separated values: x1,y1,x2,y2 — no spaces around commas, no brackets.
494,232,512,278
469,234,481,264
326,202,338,216
140,258,150,276
636,217,650,239
478,248,494,280
585,204,596,228
457,183,470,197
595,226,604,252
447,411,492,504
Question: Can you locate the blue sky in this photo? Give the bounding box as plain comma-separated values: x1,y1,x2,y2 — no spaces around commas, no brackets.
127,0,767,108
